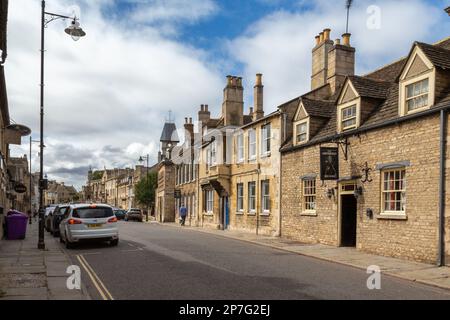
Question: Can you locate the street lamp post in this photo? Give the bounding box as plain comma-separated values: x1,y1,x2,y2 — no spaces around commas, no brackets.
139,155,150,222
38,0,86,250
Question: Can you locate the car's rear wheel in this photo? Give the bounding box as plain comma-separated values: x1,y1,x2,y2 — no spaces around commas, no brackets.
65,234,74,249
110,239,119,246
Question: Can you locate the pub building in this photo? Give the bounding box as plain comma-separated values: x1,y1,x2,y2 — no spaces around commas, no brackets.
279,27,450,264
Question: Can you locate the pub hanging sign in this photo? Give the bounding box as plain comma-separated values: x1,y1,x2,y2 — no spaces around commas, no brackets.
320,147,339,180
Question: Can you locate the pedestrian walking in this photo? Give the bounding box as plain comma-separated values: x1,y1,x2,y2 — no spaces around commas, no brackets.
179,203,187,226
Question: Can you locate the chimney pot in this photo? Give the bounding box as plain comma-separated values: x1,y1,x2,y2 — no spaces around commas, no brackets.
255,73,263,86
249,107,254,115
315,35,320,46
185,117,188,123
335,38,341,45
200,104,204,111
226,75,233,86
205,104,208,111
319,32,324,43
342,33,351,46
323,28,331,41
189,117,192,124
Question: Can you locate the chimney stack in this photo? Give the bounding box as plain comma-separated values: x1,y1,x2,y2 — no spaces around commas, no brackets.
253,73,264,121
198,103,210,126
184,116,194,144
249,107,254,115
311,28,334,90
222,75,244,126
327,32,355,93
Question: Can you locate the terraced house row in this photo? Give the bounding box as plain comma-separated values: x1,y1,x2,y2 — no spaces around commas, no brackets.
155,20,450,265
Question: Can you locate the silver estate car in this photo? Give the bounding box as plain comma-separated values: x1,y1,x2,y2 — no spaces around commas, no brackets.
59,204,119,248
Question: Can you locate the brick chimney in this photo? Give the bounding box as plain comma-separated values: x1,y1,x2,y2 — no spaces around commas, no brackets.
253,73,264,121
198,104,210,126
327,32,355,93
311,28,355,94
184,117,194,145
311,28,334,90
222,75,243,126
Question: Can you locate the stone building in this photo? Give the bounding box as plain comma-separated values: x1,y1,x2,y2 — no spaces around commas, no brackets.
174,117,199,226
7,155,31,213
279,27,450,264
155,120,179,222
194,75,285,235
44,181,77,205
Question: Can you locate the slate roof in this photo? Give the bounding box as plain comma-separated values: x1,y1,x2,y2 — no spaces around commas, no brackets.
346,76,391,100
416,42,450,70
301,98,334,118
159,122,179,143
281,36,450,153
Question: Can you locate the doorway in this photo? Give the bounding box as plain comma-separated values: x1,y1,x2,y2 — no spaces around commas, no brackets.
340,183,357,247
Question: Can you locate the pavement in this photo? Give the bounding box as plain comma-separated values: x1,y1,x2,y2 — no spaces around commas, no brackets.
150,220,450,292
0,219,91,300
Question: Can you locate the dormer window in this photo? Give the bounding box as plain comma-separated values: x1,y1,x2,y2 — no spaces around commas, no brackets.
294,119,309,145
398,44,435,116
406,78,429,112
341,104,357,130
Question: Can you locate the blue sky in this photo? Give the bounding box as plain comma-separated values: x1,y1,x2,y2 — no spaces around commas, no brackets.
5,0,450,188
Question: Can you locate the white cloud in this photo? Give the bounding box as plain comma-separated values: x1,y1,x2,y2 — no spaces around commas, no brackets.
129,0,218,25
6,0,223,188
228,0,450,110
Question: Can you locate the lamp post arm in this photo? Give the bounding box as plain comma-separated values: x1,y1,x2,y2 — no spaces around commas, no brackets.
44,12,77,28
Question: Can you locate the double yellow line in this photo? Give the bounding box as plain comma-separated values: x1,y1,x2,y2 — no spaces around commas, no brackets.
76,254,114,300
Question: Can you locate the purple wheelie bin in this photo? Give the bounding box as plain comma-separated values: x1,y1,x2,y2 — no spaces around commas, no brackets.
6,211,28,240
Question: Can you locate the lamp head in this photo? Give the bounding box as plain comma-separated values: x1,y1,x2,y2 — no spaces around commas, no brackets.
65,18,86,41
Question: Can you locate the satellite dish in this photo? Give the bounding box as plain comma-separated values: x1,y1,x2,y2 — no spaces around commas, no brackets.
6,124,31,137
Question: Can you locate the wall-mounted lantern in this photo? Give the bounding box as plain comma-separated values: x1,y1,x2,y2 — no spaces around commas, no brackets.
325,187,335,199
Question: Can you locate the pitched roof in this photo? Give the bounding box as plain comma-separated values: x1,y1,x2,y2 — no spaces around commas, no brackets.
281,36,450,153
416,42,450,69
160,122,179,142
346,76,391,100
0,0,8,63
301,98,334,118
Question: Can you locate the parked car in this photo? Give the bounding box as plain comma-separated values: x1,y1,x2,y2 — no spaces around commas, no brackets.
113,208,127,220
49,204,70,237
44,205,57,232
125,208,143,222
59,203,119,249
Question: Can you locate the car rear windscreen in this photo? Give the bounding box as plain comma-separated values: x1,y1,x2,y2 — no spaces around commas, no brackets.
73,207,113,219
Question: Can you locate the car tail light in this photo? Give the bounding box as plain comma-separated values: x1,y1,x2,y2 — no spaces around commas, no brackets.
108,217,118,223
68,219,82,225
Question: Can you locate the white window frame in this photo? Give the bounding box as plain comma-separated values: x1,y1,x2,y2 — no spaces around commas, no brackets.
248,181,256,213
380,168,406,216
302,178,316,213
405,78,429,112
236,133,244,163
236,183,244,213
260,124,271,156
398,47,435,117
294,119,309,145
205,190,214,214
337,99,360,132
261,180,270,214
210,141,217,166
248,129,256,161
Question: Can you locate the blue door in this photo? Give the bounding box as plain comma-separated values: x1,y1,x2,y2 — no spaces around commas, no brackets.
225,197,229,229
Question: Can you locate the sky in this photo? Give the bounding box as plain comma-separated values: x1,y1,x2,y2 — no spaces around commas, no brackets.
5,0,450,189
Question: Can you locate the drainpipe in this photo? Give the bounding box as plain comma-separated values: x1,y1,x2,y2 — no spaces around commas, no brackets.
438,109,447,266
277,111,287,237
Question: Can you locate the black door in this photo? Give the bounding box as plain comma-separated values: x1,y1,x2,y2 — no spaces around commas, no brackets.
341,195,357,247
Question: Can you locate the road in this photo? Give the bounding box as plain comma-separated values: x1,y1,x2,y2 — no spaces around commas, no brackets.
64,221,450,300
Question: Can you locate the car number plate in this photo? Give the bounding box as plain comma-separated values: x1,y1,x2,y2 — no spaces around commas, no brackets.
88,224,103,228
